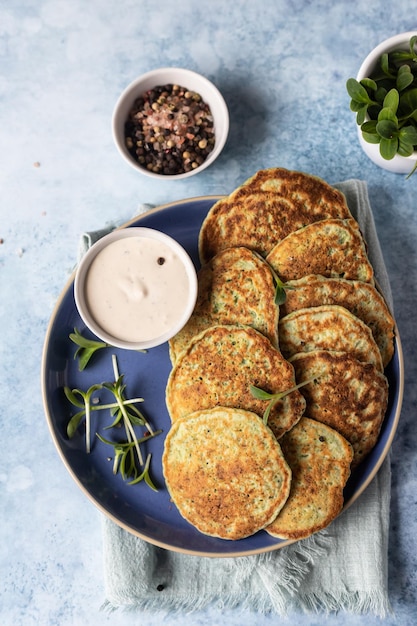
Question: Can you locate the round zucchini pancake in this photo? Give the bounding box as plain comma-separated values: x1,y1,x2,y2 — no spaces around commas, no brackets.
280,275,395,368
168,246,279,364
266,417,353,540
289,350,389,467
162,407,292,540
166,325,306,439
265,218,374,284
230,167,349,210
198,168,351,264
278,305,383,371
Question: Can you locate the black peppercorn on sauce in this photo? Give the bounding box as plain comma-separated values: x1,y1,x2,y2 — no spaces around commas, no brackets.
124,84,215,175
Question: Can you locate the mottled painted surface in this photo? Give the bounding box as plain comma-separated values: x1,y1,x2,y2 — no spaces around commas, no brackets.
0,1,416,625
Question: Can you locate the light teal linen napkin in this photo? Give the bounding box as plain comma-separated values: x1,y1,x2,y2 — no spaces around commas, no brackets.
80,181,393,617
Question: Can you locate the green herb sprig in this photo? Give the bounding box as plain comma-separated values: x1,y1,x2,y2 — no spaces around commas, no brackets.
70,327,147,370
346,35,417,176
64,354,160,490
102,355,155,468
272,273,290,306
96,434,160,489
64,384,103,453
253,250,293,305
250,376,318,425
69,327,109,370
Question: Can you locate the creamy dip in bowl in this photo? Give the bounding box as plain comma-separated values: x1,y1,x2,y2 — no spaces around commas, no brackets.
74,227,198,350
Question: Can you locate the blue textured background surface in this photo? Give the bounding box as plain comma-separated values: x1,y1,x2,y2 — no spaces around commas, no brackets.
1,1,416,624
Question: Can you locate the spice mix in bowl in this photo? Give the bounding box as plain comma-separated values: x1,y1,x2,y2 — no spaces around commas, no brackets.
112,67,229,179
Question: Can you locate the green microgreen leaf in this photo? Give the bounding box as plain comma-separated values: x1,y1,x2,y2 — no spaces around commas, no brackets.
376,118,398,139
360,77,378,92
409,35,417,55
361,119,378,133
63,385,85,409
350,99,366,113
64,383,103,452
379,136,399,160
96,432,161,484
397,65,414,91
397,141,415,157
391,36,417,63
69,327,109,370
274,278,288,306
110,442,130,476
127,453,158,490
346,78,375,104
380,52,395,78
355,105,368,126
103,378,145,466
65,337,160,489
66,410,86,439
252,250,293,305
361,119,380,144
362,131,381,144
399,124,417,145
399,88,417,122
270,264,293,306
390,50,411,64
382,88,400,114
250,375,318,425
375,86,388,104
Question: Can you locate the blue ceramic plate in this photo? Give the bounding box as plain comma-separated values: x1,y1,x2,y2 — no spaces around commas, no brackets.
41,197,404,557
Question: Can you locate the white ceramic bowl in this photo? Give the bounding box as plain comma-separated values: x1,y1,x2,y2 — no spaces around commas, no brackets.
112,68,229,179
74,227,198,350
356,31,417,174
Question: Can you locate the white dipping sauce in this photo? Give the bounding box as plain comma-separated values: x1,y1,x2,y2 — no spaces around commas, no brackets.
85,235,192,343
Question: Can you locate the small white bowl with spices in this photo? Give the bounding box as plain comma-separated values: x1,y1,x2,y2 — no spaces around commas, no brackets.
74,227,198,350
112,67,229,179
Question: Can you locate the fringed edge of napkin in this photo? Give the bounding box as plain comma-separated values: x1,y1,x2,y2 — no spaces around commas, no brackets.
253,532,332,614
298,589,393,617
100,520,333,616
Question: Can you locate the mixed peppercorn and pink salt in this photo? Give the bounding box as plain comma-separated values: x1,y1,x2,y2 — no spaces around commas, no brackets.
125,84,215,175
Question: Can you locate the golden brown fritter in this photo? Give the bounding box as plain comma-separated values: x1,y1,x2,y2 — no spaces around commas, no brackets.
265,218,374,284
289,350,389,467
266,417,353,540
279,304,383,371
198,168,351,264
169,246,279,364
162,407,292,540
281,274,395,368
166,325,306,439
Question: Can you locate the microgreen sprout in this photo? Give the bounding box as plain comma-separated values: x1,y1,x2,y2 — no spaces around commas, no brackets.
69,327,109,370
250,375,318,425
127,453,158,490
96,434,161,489
267,259,294,305
273,273,292,306
102,355,152,467
253,250,293,305
64,352,160,490
70,327,147,370
64,383,103,453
